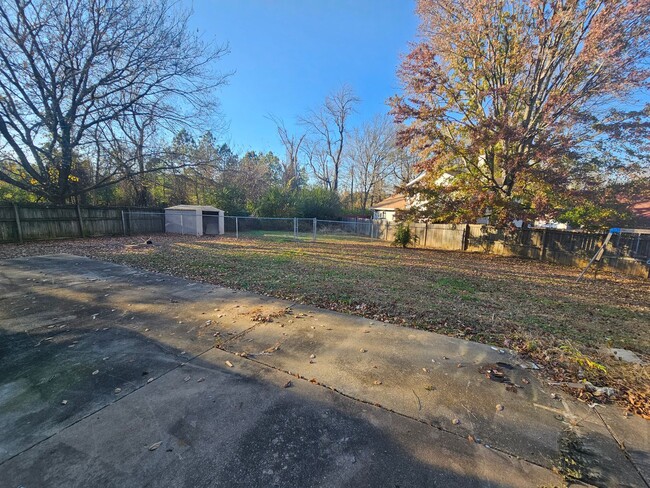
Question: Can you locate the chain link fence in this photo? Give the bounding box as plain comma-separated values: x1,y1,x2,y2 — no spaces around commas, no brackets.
222,216,376,241
113,212,376,241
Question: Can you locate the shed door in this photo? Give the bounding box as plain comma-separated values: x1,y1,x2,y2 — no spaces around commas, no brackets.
202,211,221,235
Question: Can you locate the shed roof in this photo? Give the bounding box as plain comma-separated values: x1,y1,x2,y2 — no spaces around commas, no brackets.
165,205,223,212
371,194,407,211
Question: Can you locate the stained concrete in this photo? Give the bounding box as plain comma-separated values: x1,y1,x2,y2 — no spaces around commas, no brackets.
0,254,647,487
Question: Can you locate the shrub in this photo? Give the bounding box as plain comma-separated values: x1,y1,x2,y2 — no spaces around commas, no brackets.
393,223,418,248
253,186,342,219
254,186,296,217
294,188,341,220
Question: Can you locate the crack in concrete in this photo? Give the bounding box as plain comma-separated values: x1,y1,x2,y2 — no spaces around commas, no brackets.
217,320,267,347
593,408,650,488
213,344,562,478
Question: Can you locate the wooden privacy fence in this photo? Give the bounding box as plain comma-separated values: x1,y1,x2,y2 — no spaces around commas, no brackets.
374,221,650,278
0,204,164,243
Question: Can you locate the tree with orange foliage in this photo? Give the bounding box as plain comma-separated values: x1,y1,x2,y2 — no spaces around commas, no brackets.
391,0,650,227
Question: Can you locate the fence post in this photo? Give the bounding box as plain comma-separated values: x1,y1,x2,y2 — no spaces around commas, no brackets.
180,213,184,235
12,203,23,244
312,218,317,241
121,210,127,236
294,217,298,239
540,229,548,261
235,217,239,239
75,204,85,238
461,224,470,251
424,223,428,249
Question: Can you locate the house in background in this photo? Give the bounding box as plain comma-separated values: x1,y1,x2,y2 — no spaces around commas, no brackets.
371,172,440,222
371,194,408,222
371,171,572,229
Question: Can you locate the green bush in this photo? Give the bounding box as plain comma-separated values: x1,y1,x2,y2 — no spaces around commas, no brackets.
393,223,418,248
295,188,341,220
254,186,342,219
254,186,296,217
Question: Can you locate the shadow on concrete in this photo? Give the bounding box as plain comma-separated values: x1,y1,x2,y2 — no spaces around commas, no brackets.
0,324,553,488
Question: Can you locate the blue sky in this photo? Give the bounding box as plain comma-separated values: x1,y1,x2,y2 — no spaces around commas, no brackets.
184,1,419,156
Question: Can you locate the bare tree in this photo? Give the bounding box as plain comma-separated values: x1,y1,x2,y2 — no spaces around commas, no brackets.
302,138,332,190
348,115,398,209
301,85,359,192
0,0,229,203
269,115,306,189
390,146,418,186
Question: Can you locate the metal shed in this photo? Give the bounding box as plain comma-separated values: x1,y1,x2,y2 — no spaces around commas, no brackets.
164,205,224,236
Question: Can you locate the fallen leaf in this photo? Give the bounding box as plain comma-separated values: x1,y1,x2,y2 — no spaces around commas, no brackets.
148,441,162,451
